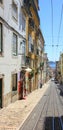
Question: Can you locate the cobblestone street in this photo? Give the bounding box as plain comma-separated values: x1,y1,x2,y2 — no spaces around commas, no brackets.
0,81,63,130
0,82,49,130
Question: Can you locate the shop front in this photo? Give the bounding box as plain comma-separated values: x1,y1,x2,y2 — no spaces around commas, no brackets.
18,70,26,100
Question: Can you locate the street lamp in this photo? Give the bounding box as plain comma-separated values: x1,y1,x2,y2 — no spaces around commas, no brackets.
25,67,32,72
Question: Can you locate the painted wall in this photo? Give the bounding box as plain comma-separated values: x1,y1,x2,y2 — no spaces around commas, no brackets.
0,0,26,106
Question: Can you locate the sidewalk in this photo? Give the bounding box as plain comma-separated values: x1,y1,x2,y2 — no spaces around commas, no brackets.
0,82,50,130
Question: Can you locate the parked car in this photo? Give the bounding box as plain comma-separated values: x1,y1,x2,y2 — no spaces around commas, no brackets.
51,78,54,81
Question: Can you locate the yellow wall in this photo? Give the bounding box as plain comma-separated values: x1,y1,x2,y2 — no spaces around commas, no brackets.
30,7,39,27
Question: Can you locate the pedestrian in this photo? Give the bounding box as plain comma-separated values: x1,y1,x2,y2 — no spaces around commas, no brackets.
40,79,42,88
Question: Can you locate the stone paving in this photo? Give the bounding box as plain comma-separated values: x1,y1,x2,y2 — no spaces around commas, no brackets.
0,82,50,130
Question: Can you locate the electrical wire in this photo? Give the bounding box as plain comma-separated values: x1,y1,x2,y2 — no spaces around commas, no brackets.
57,4,63,44
51,0,54,44
45,1,63,61
45,44,63,47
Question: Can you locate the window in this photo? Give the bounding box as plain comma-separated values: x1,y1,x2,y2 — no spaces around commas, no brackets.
22,15,26,31
28,35,33,52
21,40,26,54
18,40,26,55
0,0,2,4
12,1,18,20
21,55,26,66
12,73,17,91
12,33,17,56
0,23,2,54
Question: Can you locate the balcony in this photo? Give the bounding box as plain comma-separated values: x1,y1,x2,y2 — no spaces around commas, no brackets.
21,0,40,23
29,18,34,29
36,29,40,37
21,0,30,7
29,44,34,53
21,56,31,67
31,44,34,53
36,49,39,55
25,56,31,66
21,0,32,16
21,55,26,67
30,0,40,23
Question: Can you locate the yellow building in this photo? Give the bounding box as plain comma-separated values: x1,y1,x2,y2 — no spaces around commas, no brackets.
22,0,44,93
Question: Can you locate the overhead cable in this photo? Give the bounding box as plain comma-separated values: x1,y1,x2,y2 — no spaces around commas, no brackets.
51,0,54,44
57,4,63,44
45,44,63,47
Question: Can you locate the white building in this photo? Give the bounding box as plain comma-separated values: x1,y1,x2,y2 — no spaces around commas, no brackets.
0,0,26,107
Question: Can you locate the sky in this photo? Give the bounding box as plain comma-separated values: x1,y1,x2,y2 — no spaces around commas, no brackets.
39,0,63,62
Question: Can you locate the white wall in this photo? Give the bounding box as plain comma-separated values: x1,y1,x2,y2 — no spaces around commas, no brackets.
0,0,26,95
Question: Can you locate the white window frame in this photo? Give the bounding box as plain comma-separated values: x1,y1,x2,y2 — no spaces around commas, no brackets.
18,40,26,55
0,23,3,54
21,40,26,54
12,33,17,56
12,1,18,21
12,73,17,91
28,34,33,52
22,15,26,31
0,0,2,4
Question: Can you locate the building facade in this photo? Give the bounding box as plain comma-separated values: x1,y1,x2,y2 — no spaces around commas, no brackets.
57,53,63,84
42,53,48,84
0,0,27,107
0,0,44,108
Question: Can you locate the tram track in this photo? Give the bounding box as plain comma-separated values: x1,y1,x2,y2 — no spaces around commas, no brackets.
52,83,63,130
35,82,63,130
19,87,51,130
54,84,63,130
19,82,63,130
55,84,63,106
44,116,63,130
43,83,55,130
35,86,52,130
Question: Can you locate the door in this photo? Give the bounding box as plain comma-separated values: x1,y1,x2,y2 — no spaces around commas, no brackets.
0,79,2,108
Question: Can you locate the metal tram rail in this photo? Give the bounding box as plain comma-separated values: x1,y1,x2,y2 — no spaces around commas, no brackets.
44,83,63,130
56,84,63,107
54,84,63,130
19,87,51,130
35,83,63,130
34,87,51,130
19,83,63,130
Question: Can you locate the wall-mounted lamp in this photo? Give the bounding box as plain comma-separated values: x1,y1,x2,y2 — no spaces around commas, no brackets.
25,67,32,72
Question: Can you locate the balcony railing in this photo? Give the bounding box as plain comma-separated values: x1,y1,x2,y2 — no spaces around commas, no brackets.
30,0,40,23
21,56,31,67
21,0,32,16
21,55,26,67
21,0,40,22
29,44,34,53
36,29,40,37
21,0,29,6
36,49,39,55
29,18,34,29
31,44,34,53
25,56,31,66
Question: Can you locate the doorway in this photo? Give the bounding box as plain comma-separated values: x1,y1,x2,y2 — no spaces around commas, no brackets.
0,79,2,108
